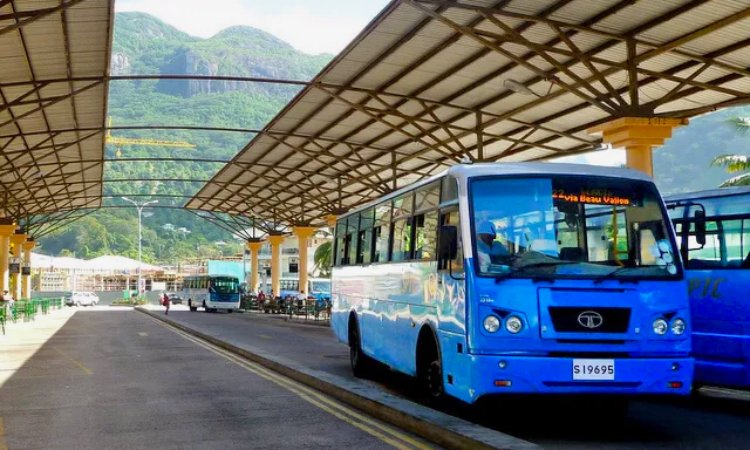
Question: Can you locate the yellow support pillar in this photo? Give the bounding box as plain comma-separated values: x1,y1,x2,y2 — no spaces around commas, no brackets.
325,214,338,231
22,239,35,299
587,117,688,176
266,234,285,298
10,232,26,300
246,239,263,293
293,226,316,296
0,221,14,294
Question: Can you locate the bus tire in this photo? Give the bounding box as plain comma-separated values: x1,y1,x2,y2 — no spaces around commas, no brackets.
348,315,373,378
417,327,444,401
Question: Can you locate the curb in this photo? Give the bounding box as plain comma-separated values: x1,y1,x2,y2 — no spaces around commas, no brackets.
136,307,537,450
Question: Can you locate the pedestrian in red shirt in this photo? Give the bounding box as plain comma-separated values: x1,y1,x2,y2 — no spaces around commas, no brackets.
162,292,170,315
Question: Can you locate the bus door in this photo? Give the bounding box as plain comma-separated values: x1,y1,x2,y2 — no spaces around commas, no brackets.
437,206,466,335
679,211,750,384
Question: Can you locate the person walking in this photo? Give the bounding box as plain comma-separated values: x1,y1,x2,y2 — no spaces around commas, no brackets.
162,292,170,315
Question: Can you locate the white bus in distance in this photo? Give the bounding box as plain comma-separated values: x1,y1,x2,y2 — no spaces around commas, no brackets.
182,275,241,313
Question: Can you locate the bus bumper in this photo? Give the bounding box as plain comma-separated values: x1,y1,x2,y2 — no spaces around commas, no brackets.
462,355,693,401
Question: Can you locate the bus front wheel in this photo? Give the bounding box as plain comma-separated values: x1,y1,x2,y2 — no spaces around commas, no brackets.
417,329,444,401
349,317,372,378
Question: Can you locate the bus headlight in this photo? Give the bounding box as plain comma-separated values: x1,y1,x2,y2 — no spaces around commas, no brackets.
505,316,523,334
653,318,668,335
671,318,686,335
483,315,501,333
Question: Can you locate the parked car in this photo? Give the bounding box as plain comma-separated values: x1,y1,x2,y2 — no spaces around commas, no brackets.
64,291,99,307
167,293,182,305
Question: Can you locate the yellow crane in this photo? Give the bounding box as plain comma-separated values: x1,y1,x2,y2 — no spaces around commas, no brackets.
106,117,196,157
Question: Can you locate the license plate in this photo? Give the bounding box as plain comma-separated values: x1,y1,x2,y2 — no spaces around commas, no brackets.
572,359,615,380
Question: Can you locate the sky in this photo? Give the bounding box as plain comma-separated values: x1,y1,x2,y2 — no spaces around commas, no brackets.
115,0,391,55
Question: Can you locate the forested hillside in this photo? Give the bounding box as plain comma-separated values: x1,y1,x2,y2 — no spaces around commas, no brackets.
37,13,331,263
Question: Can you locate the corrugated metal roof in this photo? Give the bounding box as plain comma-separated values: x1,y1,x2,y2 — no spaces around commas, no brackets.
0,0,113,218
183,0,749,227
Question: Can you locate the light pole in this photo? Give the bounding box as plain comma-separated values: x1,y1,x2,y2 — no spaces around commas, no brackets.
122,197,158,299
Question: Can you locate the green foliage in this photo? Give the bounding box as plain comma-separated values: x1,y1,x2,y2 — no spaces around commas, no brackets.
38,12,331,263
313,241,333,277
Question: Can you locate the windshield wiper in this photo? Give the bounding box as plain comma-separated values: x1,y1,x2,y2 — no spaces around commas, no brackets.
593,266,638,284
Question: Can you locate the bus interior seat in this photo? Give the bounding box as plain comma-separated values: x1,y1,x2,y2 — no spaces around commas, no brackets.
560,247,584,261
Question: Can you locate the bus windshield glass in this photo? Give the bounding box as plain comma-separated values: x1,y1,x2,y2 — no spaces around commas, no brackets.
210,277,239,294
470,175,679,280
311,280,330,292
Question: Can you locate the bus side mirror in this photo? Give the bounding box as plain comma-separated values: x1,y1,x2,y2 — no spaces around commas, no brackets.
694,209,706,246
438,225,458,261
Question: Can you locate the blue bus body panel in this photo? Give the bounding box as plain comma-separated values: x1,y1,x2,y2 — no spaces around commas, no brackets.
687,269,750,387
332,258,693,403
210,292,240,303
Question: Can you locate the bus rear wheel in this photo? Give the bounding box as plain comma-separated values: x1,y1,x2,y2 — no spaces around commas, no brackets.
349,318,372,378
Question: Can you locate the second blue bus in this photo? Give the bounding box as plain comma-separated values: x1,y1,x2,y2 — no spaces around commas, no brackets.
666,186,750,388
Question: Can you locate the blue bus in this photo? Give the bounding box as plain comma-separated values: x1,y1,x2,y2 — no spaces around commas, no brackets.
331,162,692,404
182,275,241,313
666,186,750,388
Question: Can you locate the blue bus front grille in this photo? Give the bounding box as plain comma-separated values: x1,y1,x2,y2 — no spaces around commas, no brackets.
549,307,631,333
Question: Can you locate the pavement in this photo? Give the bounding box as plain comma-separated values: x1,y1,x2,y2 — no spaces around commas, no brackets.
137,304,536,450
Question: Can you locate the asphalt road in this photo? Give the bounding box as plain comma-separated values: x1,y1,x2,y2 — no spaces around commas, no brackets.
0,308,435,450
152,308,750,450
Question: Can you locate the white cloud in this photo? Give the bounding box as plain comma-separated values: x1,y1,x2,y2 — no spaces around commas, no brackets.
115,0,382,55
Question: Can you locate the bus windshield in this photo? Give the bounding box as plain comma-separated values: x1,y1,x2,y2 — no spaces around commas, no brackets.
470,175,679,280
210,277,239,294
311,280,330,292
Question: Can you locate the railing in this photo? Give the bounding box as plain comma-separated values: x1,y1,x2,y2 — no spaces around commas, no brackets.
0,297,64,335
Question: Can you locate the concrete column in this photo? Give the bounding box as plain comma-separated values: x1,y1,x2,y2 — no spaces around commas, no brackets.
22,239,35,299
293,227,316,295
266,234,285,297
10,232,26,300
0,221,14,293
588,117,688,176
246,239,263,293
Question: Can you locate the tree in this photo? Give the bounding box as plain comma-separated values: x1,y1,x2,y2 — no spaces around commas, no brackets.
711,117,750,187
313,241,332,277
712,154,750,186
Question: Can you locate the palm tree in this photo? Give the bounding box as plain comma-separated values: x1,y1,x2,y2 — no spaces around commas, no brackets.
712,117,750,186
712,154,750,186
313,241,333,277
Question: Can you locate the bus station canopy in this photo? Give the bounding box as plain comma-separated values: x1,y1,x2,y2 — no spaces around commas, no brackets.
0,0,113,217
187,0,750,227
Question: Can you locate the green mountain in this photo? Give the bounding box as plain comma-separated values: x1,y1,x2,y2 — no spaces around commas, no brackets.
37,12,331,263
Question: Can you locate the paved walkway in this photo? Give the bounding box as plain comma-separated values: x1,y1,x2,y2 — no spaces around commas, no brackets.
138,305,533,450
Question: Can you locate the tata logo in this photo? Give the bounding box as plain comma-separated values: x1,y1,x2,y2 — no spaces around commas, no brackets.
577,311,604,329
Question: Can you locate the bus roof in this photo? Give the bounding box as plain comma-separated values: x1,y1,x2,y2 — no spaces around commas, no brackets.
339,161,654,220
665,186,750,203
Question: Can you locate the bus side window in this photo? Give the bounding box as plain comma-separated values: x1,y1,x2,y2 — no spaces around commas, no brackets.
391,218,411,261
372,202,391,263
335,220,348,266
413,211,438,260
347,213,359,266
439,208,463,271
